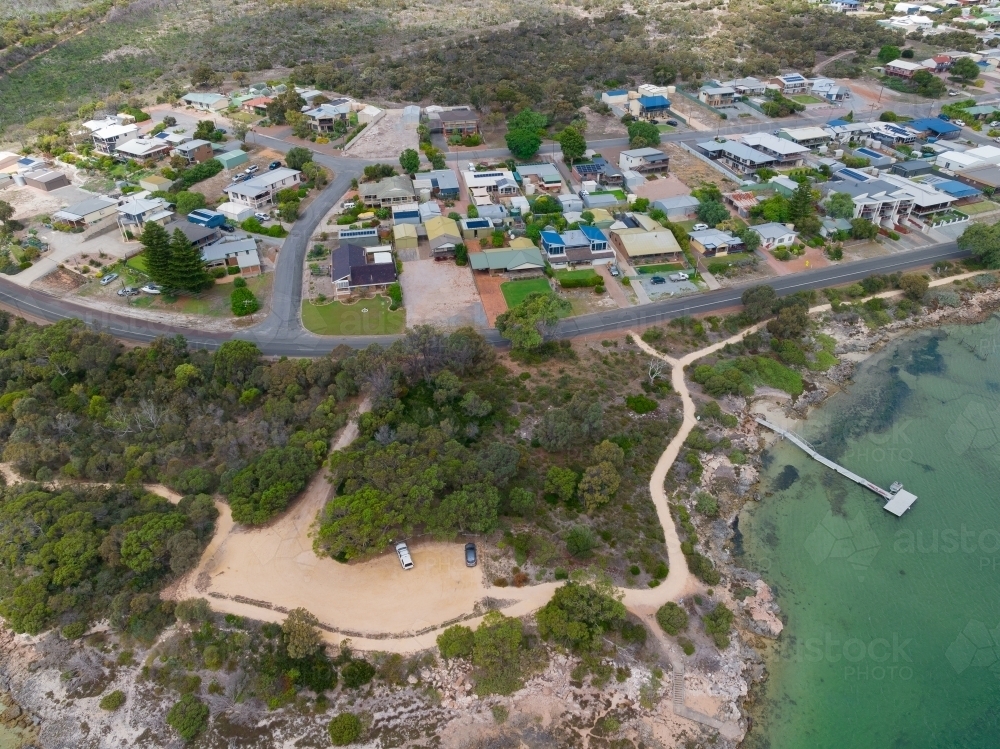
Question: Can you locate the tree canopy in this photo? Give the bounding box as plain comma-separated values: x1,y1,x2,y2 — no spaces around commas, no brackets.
558,126,586,164
826,192,856,220
958,221,1000,267
495,292,570,351
535,581,627,652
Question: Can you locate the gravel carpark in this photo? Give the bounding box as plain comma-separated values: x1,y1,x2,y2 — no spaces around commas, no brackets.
399,258,487,328
634,273,699,300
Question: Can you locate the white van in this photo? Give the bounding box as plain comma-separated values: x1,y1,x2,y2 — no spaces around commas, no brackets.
395,542,414,570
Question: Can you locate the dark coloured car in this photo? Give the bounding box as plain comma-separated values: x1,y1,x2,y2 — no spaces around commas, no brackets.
219,223,235,233
465,543,477,567
666,119,679,127
269,160,282,170
651,276,666,285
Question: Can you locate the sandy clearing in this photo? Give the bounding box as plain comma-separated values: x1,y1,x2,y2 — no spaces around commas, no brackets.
399,258,487,328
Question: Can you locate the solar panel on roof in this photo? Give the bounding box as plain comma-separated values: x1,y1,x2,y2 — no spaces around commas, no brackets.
838,169,870,181
575,163,603,174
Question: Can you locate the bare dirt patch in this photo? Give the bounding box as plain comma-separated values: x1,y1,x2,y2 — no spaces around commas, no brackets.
630,174,692,202
472,271,507,326
583,106,629,139
344,109,418,159
399,258,487,328
31,267,85,294
661,143,738,191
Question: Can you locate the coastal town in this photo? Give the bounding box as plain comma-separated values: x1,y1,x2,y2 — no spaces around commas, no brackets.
2,0,1000,748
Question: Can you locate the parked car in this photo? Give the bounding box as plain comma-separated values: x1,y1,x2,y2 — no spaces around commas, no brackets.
651,276,666,285
117,286,139,297
692,223,709,231
668,272,688,282
989,121,1000,128
100,273,119,286
938,113,951,121
230,174,243,183
245,164,259,174
219,223,235,233
254,212,270,222
141,283,162,294
465,543,477,567
948,91,960,97
666,119,679,126
342,200,357,210
954,119,966,127
395,542,414,570
609,265,620,277
269,160,282,170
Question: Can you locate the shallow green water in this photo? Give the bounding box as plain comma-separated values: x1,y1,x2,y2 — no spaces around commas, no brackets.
740,317,1000,749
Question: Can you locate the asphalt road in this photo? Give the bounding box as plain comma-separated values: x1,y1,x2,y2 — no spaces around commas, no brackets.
0,240,968,354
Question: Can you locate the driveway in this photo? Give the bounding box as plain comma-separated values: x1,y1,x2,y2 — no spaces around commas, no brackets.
634,273,699,300
472,271,507,327
596,264,631,308
399,258,487,328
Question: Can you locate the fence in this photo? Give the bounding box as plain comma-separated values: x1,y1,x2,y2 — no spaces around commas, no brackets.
674,89,729,119
677,142,745,184
341,109,384,153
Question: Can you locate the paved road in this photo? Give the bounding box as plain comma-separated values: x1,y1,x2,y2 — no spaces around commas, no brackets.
0,241,968,353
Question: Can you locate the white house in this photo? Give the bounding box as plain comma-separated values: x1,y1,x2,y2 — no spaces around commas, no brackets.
751,222,798,250
91,123,139,155
181,93,229,111
618,147,670,174
461,166,519,196
223,168,301,208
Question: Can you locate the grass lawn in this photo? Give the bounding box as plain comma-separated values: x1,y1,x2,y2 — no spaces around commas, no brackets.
957,201,998,215
676,219,698,232
301,295,405,336
500,277,551,307
791,94,824,105
126,252,148,274
657,124,676,133
555,269,599,282
636,263,683,274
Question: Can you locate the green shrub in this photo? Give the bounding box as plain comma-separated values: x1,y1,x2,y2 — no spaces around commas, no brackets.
702,603,735,649
558,274,602,289
341,659,376,688
437,625,475,660
625,394,658,414
328,713,362,745
232,276,247,288
227,266,241,275
166,694,209,742
211,267,227,279
231,287,260,316
695,492,719,518
656,602,689,635
387,282,403,310
61,621,87,639
678,637,696,655
99,690,126,711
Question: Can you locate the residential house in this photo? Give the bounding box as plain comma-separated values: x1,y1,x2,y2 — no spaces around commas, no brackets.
516,163,563,190
358,105,382,124
187,208,227,228
139,175,173,193
460,217,494,240
559,194,585,212
609,225,683,265
751,222,798,250
461,167,519,197
725,190,762,217
436,109,480,135
588,208,615,229
894,1,921,12
778,126,831,148
937,145,1000,171
539,226,615,267
922,55,953,72
24,170,69,191
772,73,811,95
726,77,768,96
52,196,119,227
478,204,509,224
117,197,173,238
699,84,737,107
359,175,415,207
392,223,418,250
425,215,463,256
619,147,670,174
954,162,1000,189
697,140,776,175
114,137,172,162
884,59,925,78
688,229,746,257
201,237,262,276
294,87,326,105
908,117,961,140
337,227,380,246
652,195,700,220
810,77,851,102
573,157,624,186
820,217,853,238
581,192,625,210
469,244,546,277
181,93,229,111
391,203,421,225
828,0,861,11
11,156,46,173
223,168,302,209
870,122,919,146
418,201,442,221
827,171,956,222
740,132,809,168
601,89,630,106
891,160,934,178
171,139,214,164
91,123,139,155
426,169,459,199
331,244,397,297
629,95,671,120
163,219,220,249
216,202,254,223
241,96,273,115
304,100,354,132
962,105,1000,120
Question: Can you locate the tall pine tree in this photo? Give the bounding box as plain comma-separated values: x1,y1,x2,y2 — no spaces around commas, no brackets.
166,229,211,292
139,222,171,286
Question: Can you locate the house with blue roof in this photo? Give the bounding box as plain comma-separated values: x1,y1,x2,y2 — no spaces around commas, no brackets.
631,95,671,120
908,117,961,140
539,226,615,267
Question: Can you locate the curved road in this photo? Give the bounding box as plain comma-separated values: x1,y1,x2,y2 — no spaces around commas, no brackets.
0,121,972,352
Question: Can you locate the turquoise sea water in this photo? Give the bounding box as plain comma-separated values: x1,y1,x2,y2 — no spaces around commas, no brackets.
740,317,1000,749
